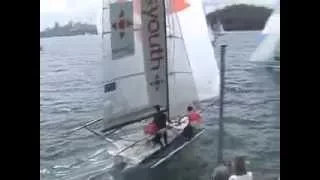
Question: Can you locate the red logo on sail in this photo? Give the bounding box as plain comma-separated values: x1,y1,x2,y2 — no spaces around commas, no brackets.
112,10,133,39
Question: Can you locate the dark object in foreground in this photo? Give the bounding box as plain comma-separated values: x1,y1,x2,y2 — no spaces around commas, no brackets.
212,164,230,180
182,124,193,140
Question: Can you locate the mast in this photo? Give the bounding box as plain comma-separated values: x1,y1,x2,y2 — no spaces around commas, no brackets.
162,0,170,119
217,44,226,164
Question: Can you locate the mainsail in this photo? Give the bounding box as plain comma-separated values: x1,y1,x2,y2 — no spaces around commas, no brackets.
99,1,220,166
141,0,168,112
101,0,219,130
102,0,158,130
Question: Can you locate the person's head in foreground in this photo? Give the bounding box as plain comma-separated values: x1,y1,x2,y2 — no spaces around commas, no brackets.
229,156,252,180
212,159,237,180
212,162,230,180
234,156,247,175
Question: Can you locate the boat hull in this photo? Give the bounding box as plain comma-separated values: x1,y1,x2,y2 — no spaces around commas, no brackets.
140,128,205,168
106,117,204,168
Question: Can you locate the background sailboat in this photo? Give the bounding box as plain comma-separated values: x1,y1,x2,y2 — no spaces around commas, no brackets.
250,1,280,61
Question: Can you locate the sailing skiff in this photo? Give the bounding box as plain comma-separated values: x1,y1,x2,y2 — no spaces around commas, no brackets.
75,0,220,168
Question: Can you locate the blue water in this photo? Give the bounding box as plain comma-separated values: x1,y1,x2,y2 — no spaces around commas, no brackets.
40,31,280,180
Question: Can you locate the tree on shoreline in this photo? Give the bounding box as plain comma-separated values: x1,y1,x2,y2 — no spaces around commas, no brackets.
206,4,273,31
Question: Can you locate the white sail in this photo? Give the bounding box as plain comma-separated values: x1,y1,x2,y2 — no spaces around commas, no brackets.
96,0,103,36
177,0,220,101
96,0,219,166
102,0,156,129
141,0,168,110
165,0,199,118
201,2,215,43
262,3,279,35
250,2,280,61
139,0,200,119
101,0,219,129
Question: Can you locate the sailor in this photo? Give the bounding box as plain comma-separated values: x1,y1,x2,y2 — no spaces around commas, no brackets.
228,156,253,180
151,105,168,148
187,106,202,130
182,105,202,140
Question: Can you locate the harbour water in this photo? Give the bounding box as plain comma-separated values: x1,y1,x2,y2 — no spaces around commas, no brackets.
40,31,280,180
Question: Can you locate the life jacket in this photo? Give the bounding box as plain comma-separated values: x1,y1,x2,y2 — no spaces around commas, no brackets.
144,121,159,135
187,111,201,124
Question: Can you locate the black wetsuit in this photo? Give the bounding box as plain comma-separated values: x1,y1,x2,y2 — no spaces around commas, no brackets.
152,112,168,147
182,123,193,140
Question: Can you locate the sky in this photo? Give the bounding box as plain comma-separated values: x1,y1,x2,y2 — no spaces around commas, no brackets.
40,0,278,31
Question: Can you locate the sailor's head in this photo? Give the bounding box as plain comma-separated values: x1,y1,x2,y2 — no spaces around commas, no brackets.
234,156,247,176
187,106,193,112
154,105,161,112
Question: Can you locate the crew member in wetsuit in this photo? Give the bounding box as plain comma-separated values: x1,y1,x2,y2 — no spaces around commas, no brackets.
152,105,168,148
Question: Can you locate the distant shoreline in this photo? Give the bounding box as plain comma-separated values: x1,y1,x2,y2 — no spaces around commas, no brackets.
206,4,272,31
40,21,97,38
40,4,272,38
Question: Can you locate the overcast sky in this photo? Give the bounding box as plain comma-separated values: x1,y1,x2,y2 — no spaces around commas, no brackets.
40,0,278,31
